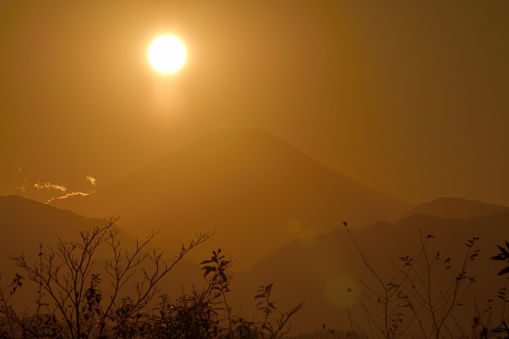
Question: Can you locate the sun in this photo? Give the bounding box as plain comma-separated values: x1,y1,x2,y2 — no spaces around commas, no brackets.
148,35,187,74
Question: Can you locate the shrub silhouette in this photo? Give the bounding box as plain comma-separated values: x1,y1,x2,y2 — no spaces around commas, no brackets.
332,223,509,339
8,216,509,338
0,219,302,338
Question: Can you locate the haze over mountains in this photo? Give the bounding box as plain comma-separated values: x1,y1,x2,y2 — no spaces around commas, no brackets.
1,191,508,335
50,129,411,268
0,195,115,265
3,129,508,335
0,195,204,308
401,196,509,220
232,207,509,335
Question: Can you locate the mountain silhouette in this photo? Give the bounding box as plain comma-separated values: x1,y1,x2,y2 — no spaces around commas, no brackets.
0,195,126,307
0,195,140,282
232,209,509,335
0,195,117,251
0,195,204,308
50,129,412,268
400,196,508,220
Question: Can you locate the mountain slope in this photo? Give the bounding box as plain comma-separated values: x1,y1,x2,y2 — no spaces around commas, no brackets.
0,195,116,253
0,195,204,309
400,197,508,220
50,129,412,268
231,210,509,335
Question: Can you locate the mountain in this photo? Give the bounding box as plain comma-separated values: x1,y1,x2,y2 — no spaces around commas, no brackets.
0,195,125,307
0,195,144,283
50,129,412,269
0,195,118,254
230,210,509,336
400,197,508,220
0,195,203,307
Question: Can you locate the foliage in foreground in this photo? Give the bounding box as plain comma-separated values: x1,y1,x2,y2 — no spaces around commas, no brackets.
0,220,302,338
324,224,509,339
5,217,509,338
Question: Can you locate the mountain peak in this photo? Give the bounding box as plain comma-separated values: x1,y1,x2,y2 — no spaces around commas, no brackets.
49,129,412,269
177,128,310,166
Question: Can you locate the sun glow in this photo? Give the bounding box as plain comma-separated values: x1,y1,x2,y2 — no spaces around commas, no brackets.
148,35,187,74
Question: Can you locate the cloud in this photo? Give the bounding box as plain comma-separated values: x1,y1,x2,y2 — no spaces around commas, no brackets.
34,182,67,192
46,191,89,204
15,177,30,192
86,176,97,186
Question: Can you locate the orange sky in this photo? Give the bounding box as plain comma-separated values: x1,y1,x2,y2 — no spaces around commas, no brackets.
1,1,508,206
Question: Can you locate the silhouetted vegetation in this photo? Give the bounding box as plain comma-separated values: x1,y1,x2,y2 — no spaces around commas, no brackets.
4,216,509,338
319,224,509,338
0,220,302,338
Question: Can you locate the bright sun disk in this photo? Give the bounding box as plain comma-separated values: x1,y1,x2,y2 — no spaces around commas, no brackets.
148,35,187,74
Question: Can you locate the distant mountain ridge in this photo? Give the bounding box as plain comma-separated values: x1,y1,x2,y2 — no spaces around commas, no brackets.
50,128,412,268
0,195,124,285
400,197,508,220
3,193,509,335
0,194,115,246
233,209,509,335
0,195,204,307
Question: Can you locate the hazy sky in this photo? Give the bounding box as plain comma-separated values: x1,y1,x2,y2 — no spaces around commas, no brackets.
1,1,508,206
